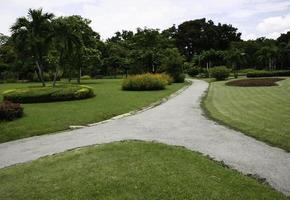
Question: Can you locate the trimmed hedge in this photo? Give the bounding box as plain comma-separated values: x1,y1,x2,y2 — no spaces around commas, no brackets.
0,101,23,121
209,66,231,81
226,78,284,87
122,73,170,91
3,85,95,103
247,70,290,78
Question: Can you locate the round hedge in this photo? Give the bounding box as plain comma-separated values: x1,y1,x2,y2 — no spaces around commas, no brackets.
3,85,95,103
226,78,284,87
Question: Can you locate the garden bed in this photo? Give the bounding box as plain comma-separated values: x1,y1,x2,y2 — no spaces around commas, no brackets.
2,85,95,103
226,78,284,87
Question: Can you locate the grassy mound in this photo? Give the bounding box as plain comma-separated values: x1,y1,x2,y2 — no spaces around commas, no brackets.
2,85,95,103
122,73,171,91
0,141,286,200
203,78,290,151
226,78,285,87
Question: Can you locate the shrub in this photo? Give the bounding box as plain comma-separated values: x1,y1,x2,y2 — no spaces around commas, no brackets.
209,66,231,81
247,70,290,78
122,73,167,91
174,73,185,83
158,73,173,85
3,85,95,103
2,71,17,83
187,67,199,77
81,75,91,80
0,101,23,121
226,78,284,87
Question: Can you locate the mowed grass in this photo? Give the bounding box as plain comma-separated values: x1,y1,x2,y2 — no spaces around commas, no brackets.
203,78,290,151
0,141,287,200
0,79,186,143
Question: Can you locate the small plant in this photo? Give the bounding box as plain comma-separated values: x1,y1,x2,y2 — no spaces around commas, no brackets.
0,101,24,121
209,66,230,81
122,73,168,91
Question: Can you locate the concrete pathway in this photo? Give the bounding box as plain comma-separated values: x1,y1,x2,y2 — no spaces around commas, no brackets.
0,79,289,195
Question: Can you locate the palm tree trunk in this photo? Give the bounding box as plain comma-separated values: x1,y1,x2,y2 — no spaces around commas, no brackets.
52,69,58,87
36,61,46,87
77,67,81,84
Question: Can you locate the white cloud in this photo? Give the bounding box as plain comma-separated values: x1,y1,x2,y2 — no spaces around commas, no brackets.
257,14,290,33
7,0,94,9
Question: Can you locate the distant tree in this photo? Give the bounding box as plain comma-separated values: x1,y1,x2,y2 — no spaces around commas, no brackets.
199,49,224,72
175,18,241,60
160,48,185,82
277,31,290,44
256,45,279,70
224,48,246,78
0,33,9,46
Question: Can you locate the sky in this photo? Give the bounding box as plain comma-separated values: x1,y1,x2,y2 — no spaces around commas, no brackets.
0,0,290,40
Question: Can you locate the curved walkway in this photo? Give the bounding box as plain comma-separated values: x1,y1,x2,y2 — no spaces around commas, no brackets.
0,80,290,195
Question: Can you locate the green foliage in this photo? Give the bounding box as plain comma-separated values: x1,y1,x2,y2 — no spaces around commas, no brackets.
209,66,230,81
160,48,185,82
3,85,95,103
175,19,241,60
0,101,23,121
187,67,199,77
122,73,168,91
247,70,290,78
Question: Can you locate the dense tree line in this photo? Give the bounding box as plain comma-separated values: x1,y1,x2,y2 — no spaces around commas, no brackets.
0,9,290,84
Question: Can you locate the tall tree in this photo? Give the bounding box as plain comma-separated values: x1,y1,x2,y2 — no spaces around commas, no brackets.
175,18,241,60
11,9,54,86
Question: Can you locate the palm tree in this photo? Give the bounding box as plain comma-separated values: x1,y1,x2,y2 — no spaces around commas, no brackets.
224,48,246,78
51,17,81,86
199,49,220,72
256,45,278,71
11,9,54,86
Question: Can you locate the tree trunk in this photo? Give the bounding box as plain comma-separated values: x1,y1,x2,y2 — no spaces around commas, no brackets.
77,67,81,84
52,69,58,87
36,61,46,87
125,69,128,78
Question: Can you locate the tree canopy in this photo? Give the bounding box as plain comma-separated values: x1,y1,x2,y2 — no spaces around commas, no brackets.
0,9,289,84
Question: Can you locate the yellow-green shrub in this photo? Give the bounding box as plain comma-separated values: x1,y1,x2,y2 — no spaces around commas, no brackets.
122,73,168,91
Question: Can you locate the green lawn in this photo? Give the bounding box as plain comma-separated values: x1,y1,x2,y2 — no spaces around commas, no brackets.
0,79,186,143
203,78,290,151
0,141,287,200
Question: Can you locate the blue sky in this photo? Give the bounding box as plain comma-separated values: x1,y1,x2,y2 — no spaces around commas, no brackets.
1,0,290,40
